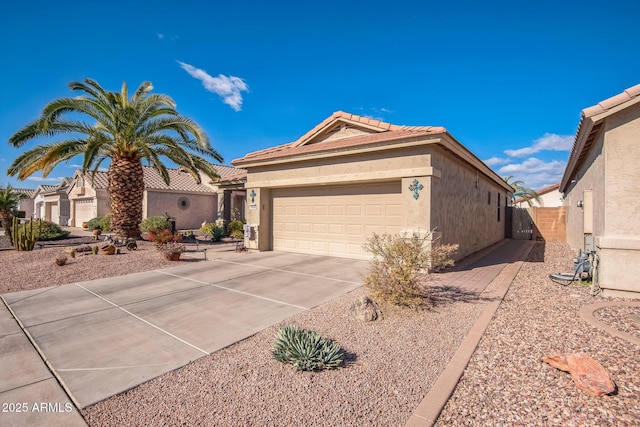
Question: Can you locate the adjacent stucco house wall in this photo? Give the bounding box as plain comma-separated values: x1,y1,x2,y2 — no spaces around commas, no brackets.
560,83,640,296
67,165,245,231
233,112,512,260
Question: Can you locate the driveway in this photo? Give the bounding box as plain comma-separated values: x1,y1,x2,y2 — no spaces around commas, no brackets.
2,251,367,410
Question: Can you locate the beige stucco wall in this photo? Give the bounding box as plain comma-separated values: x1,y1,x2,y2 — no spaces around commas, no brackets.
143,190,217,230
243,140,509,259
429,146,508,259
564,101,640,294
564,134,605,251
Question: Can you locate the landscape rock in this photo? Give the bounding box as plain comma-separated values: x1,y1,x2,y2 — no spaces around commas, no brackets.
349,295,382,322
543,353,616,396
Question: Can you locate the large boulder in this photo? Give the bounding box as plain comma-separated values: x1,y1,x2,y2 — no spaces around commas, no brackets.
350,296,383,322
543,353,616,396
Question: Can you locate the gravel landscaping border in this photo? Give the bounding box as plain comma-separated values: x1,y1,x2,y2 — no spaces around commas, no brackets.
437,242,640,426
3,236,638,426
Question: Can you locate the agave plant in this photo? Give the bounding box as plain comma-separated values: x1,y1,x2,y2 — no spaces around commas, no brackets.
272,324,345,371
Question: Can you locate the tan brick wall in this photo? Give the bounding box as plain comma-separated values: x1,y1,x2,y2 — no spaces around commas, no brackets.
531,207,566,242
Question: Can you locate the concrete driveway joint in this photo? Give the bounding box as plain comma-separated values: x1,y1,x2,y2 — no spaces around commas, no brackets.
1,252,367,412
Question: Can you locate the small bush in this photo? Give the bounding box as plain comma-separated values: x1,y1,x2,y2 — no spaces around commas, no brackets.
272,324,345,371
362,231,459,307
199,222,224,242
147,228,181,246
86,216,111,231
91,246,99,255
28,220,70,241
99,215,111,232
228,220,245,240
139,216,171,234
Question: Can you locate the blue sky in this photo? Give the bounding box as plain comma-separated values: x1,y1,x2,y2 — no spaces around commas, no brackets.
1,0,638,191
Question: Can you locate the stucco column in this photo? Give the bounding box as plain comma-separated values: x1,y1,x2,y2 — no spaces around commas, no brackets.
402,176,431,236
244,187,271,251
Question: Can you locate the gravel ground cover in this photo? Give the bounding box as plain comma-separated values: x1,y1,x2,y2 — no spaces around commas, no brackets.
437,242,640,426
2,236,638,426
0,234,222,294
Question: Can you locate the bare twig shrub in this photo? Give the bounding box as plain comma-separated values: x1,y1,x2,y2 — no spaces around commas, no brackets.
362,231,459,307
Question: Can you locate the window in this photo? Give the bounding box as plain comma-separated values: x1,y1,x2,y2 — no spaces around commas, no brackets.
497,192,501,222
488,191,491,205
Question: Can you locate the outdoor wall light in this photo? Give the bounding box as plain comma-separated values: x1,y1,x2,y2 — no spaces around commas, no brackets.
577,200,584,208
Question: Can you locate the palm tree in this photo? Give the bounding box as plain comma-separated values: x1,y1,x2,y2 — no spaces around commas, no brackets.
0,185,25,245
7,78,222,238
503,176,541,207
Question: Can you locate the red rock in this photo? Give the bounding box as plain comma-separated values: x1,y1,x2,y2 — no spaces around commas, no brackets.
543,353,616,396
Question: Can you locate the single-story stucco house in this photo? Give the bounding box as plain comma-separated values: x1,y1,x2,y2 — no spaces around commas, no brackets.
560,83,640,297
513,183,563,208
32,178,72,225
232,111,513,259
67,165,246,230
13,188,36,218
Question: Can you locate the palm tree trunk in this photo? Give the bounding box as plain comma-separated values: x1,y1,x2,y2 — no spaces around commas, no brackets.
0,211,14,245
108,157,145,239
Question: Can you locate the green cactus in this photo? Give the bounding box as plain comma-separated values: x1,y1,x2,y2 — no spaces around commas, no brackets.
11,216,40,251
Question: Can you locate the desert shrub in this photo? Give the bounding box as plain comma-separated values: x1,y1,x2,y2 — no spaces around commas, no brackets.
139,216,171,234
272,324,345,371
98,215,111,232
199,222,224,242
29,220,70,241
362,231,459,307
227,220,245,239
146,228,181,246
87,217,101,230
86,216,111,231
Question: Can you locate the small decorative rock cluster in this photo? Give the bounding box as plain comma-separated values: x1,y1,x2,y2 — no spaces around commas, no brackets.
349,296,383,322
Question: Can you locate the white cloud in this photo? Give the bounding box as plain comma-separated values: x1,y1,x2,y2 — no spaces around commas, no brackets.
177,61,248,112
25,176,66,183
483,157,509,167
504,133,574,157
157,33,164,40
498,157,567,190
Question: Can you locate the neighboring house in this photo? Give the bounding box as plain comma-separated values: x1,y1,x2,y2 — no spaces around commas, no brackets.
13,188,36,218
66,165,246,230
32,178,72,225
560,83,640,296
232,111,512,260
513,183,563,208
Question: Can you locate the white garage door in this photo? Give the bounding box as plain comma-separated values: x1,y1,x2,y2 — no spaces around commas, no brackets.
272,182,403,258
73,200,95,227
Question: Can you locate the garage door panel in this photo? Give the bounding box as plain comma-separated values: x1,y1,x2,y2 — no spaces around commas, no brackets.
272,182,402,258
73,200,95,227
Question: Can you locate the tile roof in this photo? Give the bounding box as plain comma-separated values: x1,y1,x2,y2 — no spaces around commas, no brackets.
13,188,36,198
76,164,245,193
561,83,640,192
233,111,446,165
582,84,640,118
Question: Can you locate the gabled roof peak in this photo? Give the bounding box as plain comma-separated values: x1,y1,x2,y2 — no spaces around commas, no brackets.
291,111,442,148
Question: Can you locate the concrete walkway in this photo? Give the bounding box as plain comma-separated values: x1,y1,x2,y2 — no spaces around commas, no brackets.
1,252,367,425
406,238,535,426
